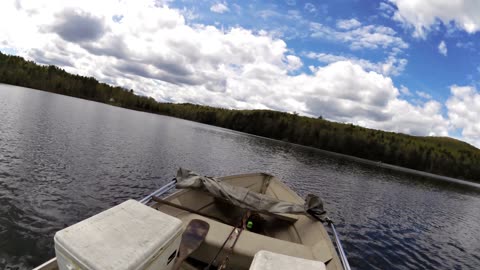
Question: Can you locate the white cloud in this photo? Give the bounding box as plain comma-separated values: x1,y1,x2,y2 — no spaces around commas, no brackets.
237,60,449,138
366,99,449,137
456,41,474,50
285,55,303,71
254,9,311,40
257,9,282,20
305,62,448,137
378,2,395,18
285,0,296,6
438,40,447,56
0,0,458,143
304,3,316,13
390,0,480,38
210,2,229,14
416,91,432,99
446,86,480,147
336,18,361,30
399,85,411,96
310,21,408,51
305,52,407,76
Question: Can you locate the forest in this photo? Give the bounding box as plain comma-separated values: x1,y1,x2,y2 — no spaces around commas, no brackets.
1,51,479,182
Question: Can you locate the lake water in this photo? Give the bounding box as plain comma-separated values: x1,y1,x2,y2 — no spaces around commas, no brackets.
1,84,479,270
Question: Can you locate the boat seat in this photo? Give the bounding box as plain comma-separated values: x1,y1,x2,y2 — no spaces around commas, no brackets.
179,213,324,269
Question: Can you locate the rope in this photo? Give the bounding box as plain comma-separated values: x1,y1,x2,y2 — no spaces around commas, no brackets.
218,210,251,270
204,210,251,270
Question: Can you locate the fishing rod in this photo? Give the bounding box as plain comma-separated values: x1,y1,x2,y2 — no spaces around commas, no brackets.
308,212,351,270
326,218,351,270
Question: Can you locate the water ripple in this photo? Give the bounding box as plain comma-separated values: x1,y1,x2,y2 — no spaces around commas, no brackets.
0,85,479,269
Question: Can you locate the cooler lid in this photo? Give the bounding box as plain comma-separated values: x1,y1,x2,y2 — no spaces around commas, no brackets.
249,250,326,270
55,199,182,270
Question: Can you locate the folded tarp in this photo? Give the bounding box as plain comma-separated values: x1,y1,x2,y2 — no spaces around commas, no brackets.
176,168,326,219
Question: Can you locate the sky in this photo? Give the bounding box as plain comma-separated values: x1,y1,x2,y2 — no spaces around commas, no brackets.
1,0,480,148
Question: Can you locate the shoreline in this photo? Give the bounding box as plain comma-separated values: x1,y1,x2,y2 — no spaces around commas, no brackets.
207,125,480,190
328,149,480,190
3,84,479,189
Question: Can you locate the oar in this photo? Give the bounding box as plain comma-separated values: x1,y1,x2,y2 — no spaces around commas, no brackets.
173,219,210,270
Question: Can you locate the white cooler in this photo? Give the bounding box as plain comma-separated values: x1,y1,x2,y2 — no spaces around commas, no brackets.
54,199,183,270
249,250,326,270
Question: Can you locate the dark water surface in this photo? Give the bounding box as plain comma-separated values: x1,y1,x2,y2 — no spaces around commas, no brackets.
1,85,479,269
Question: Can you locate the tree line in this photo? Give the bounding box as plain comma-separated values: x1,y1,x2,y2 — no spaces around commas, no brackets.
1,51,479,182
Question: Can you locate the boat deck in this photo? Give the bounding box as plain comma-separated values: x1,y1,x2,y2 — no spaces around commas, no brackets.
34,172,342,270
153,172,342,270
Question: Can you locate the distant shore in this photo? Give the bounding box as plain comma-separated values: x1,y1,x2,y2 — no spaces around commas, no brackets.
228,129,480,190
331,149,480,190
